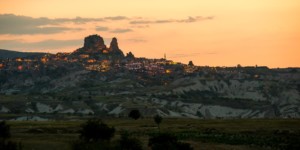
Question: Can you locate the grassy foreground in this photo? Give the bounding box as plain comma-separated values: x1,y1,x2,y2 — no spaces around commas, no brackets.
7,118,300,150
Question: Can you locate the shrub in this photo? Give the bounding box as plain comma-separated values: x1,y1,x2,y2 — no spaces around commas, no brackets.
154,115,162,130
0,141,18,150
79,119,115,142
148,133,193,150
72,140,113,150
128,109,141,120
0,121,20,150
117,131,143,150
0,121,10,140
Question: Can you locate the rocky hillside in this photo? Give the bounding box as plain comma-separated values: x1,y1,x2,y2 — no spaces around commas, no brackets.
0,70,299,119
0,34,299,120
0,49,46,59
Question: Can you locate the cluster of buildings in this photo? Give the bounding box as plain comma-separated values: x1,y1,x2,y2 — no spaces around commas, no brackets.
0,57,41,71
0,50,202,77
1,49,299,83
0,53,245,74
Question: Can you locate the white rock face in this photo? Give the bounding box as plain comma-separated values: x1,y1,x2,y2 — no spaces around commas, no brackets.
50,70,89,90
156,109,168,117
96,103,109,111
165,76,300,118
54,104,64,112
25,108,35,113
13,116,48,121
77,109,94,115
0,106,10,113
151,98,168,106
36,102,53,113
198,105,248,118
59,109,75,114
172,78,267,101
0,74,298,119
108,105,124,115
168,110,182,117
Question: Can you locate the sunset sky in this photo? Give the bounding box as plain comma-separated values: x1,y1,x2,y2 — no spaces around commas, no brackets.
0,0,299,68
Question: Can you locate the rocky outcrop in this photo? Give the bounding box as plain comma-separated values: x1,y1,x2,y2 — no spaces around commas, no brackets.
73,34,107,55
83,34,106,50
109,37,119,51
126,52,135,59
109,37,124,57
72,35,124,58
0,106,10,113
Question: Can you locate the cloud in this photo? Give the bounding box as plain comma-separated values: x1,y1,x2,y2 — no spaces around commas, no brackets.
110,28,133,33
130,16,214,24
0,14,129,35
96,26,133,33
104,16,128,20
0,14,214,35
1,26,81,35
130,25,149,28
95,26,109,31
177,16,214,23
130,20,152,24
95,26,133,33
51,16,104,24
0,37,116,51
0,39,82,50
0,14,86,35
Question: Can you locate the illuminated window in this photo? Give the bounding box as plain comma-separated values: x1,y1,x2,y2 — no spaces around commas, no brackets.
15,58,22,62
18,66,23,70
87,59,96,63
79,54,89,58
165,69,171,74
41,57,48,63
103,50,109,54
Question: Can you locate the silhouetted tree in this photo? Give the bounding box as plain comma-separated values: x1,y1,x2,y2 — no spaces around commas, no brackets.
79,119,115,142
154,115,162,130
0,121,20,150
0,121,10,141
148,133,193,150
128,109,141,120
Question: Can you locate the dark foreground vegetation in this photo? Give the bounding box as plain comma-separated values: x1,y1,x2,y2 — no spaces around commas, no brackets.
2,118,300,150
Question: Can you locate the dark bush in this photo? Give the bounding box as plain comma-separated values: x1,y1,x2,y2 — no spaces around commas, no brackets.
117,131,143,150
154,115,162,129
128,109,141,120
148,133,193,150
79,119,115,142
0,121,11,140
0,121,20,150
0,141,18,150
72,140,113,150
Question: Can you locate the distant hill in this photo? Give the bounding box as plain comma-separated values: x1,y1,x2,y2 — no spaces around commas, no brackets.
0,49,46,59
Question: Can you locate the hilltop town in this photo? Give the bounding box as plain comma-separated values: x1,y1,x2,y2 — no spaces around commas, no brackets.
0,35,200,76
1,35,299,81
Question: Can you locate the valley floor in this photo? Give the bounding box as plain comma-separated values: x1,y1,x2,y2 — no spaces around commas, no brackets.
6,118,300,150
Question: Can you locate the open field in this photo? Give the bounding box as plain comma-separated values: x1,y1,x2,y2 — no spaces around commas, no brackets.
6,118,300,150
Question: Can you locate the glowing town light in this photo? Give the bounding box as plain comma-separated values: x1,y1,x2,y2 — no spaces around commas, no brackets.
165,69,171,74
18,65,23,70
